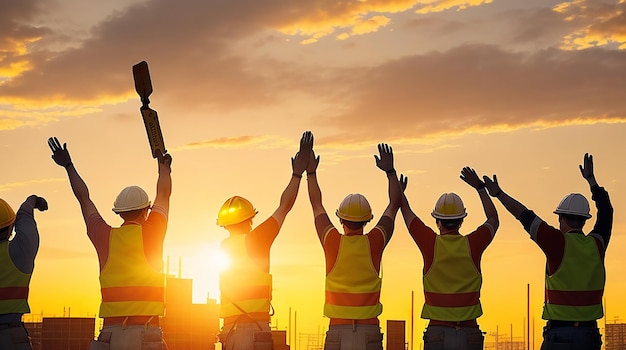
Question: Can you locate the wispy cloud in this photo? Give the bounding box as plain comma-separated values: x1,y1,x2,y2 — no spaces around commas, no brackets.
173,135,292,152
0,178,65,192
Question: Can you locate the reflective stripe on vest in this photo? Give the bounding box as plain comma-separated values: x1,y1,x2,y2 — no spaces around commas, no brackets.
324,235,382,319
0,241,31,314
219,235,272,319
422,235,482,321
543,233,605,321
99,225,164,317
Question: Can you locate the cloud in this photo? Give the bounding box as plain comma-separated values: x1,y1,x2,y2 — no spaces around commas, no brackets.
173,135,291,152
554,0,626,50
0,178,65,192
0,0,50,80
414,0,493,14
1,0,623,142
314,44,626,143
0,0,497,109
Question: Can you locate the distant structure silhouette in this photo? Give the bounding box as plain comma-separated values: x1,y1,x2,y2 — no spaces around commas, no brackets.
0,195,47,350
49,137,172,350
483,153,612,350
216,131,311,350
399,166,499,350
305,138,401,350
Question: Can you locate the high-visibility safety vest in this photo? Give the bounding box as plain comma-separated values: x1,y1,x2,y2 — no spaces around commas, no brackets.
0,241,31,314
99,225,165,317
543,233,605,321
219,235,272,319
422,235,482,321
324,235,382,319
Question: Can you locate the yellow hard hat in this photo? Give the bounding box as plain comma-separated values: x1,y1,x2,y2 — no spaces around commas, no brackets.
554,193,591,218
217,196,258,227
336,193,373,222
0,199,16,229
431,193,467,220
112,186,151,213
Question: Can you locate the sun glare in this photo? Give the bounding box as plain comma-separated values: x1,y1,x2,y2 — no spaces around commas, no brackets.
182,246,231,303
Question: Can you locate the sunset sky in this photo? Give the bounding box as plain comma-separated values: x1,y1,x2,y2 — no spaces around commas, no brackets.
2,0,626,348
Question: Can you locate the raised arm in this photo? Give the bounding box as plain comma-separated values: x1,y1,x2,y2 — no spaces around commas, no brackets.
461,167,499,232
11,195,48,274
306,140,324,218
580,153,613,245
483,174,528,220
48,137,99,223
153,151,173,216
271,131,312,226
375,144,401,217
399,174,418,228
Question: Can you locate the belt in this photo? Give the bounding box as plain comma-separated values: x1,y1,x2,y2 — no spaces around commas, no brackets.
223,313,270,326
0,323,23,329
429,319,479,328
547,320,597,329
329,318,380,326
103,316,160,327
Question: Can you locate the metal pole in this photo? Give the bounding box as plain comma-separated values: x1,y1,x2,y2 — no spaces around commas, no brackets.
526,283,530,350
411,290,414,350
289,307,292,347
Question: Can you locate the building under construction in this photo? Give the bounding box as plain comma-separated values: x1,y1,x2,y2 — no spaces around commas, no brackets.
24,317,95,350
386,320,406,350
161,275,220,349
605,323,626,350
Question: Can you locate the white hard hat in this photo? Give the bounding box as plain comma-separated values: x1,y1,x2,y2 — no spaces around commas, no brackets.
431,193,467,220
336,193,374,222
112,186,151,213
553,193,591,218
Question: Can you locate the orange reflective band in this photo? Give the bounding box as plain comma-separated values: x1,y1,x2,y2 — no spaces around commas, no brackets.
224,285,270,302
101,286,164,302
546,289,603,306
424,291,480,308
0,286,29,300
326,291,380,307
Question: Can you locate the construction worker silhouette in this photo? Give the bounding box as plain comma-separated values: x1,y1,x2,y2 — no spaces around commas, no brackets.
0,196,47,350
48,137,172,350
399,167,499,350
306,139,402,350
483,153,611,350
216,131,312,350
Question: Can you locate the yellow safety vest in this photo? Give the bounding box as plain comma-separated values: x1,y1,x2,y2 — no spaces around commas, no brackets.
219,235,272,319
99,225,164,317
324,235,382,319
0,241,31,314
422,235,482,321
543,233,605,321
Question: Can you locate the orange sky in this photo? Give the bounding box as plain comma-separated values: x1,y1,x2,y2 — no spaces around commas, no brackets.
2,0,626,348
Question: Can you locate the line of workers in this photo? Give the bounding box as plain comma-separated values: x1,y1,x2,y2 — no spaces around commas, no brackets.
0,131,612,350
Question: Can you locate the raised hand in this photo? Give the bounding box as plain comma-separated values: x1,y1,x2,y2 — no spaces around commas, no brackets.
292,131,313,176
48,137,72,168
374,143,394,173
482,175,502,197
460,167,484,190
400,174,408,192
306,150,320,174
156,151,173,167
28,195,48,211
579,153,594,180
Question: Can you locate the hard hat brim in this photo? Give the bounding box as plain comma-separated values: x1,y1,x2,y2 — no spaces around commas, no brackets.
431,211,467,220
553,209,592,219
